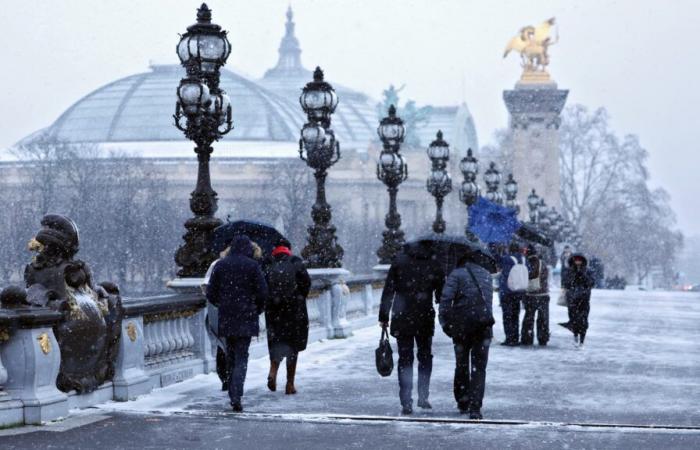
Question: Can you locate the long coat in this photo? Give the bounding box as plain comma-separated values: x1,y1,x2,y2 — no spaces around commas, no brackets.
264,254,312,352
379,243,445,338
207,236,268,337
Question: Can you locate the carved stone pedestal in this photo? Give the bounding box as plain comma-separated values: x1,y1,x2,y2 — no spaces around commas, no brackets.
309,268,352,339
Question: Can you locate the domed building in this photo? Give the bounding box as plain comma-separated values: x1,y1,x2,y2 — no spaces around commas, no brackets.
5,7,480,270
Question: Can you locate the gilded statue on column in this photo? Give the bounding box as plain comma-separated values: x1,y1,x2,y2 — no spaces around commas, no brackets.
504,17,558,83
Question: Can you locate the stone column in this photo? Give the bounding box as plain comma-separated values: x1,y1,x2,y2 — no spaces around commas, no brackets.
308,268,352,339
112,317,152,401
0,308,68,425
503,80,568,213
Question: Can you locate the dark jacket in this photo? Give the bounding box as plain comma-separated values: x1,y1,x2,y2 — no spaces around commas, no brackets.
527,255,549,296
379,243,445,338
264,254,311,352
563,254,595,299
498,253,528,295
207,236,268,337
438,262,494,338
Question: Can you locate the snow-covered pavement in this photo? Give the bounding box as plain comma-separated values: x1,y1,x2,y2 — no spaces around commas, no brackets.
3,289,700,448
96,289,700,425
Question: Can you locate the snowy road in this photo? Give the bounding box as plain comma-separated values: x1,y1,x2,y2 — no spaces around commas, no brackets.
2,289,700,449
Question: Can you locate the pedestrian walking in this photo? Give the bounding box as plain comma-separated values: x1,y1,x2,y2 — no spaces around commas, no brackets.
202,246,232,391
559,245,573,288
439,253,494,419
206,235,268,412
498,242,529,346
562,253,595,348
378,241,445,415
264,240,311,395
521,245,550,346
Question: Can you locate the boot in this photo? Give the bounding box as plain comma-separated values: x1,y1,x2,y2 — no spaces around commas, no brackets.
267,360,280,392
285,357,297,395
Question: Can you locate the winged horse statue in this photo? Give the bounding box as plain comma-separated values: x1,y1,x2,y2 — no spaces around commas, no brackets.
504,18,558,75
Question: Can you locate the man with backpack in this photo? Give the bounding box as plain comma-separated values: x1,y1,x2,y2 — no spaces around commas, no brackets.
498,242,529,346
264,239,311,396
521,245,550,346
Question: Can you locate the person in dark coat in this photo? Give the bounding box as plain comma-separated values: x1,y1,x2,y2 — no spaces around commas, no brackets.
521,245,550,346
378,241,445,415
562,253,595,347
497,242,528,346
559,245,573,288
438,254,494,420
264,242,311,395
206,235,268,412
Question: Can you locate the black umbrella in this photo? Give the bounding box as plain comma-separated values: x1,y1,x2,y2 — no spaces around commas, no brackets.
408,232,498,274
212,219,286,255
516,223,553,247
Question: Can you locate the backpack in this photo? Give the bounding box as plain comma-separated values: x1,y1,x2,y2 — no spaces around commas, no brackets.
266,258,298,304
527,259,542,292
506,256,529,292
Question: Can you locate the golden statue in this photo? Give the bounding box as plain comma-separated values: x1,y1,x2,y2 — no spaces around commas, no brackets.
504,18,558,83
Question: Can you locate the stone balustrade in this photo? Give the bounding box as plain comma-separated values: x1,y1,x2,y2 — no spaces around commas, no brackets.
0,272,385,427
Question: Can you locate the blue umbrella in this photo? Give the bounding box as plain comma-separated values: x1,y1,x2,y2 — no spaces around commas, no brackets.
468,197,522,244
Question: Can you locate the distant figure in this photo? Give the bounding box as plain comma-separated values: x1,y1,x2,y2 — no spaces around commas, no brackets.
379,241,445,415
559,245,573,287
521,245,550,346
439,254,494,419
589,256,605,289
207,235,268,412
562,254,595,348
264,240,311,396
498,242,529,346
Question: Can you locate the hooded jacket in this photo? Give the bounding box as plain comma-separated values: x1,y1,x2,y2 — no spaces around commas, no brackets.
207,235,268,337
563,253,595,297
379,242,445,337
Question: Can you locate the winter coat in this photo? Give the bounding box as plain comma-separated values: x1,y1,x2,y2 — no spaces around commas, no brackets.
206,235,268,337
438,262,494,339
563,254,595,301
527,255,549,296
379,243,445,338
498,253,528,295
264,254,312,352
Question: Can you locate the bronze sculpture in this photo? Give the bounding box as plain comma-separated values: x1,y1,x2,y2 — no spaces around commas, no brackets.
2,214,123,393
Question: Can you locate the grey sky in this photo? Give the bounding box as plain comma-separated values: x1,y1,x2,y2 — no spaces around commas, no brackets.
1,0,698,233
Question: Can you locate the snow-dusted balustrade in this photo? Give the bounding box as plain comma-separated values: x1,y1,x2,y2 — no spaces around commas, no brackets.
0,272,386,426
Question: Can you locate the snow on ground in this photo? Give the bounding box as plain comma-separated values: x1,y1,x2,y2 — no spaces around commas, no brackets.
94,289,700,427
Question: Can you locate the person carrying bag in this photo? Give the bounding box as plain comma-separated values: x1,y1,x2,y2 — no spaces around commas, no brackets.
439,254,494,420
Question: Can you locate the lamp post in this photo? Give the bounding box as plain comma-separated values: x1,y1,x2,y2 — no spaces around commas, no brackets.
537,199,550,231
484,162,503,205
504,173,519,214
173,3,233,278
527,189,540,224
426,130,452,234
376,105,408,264
298,67,343,268
459,148,479,233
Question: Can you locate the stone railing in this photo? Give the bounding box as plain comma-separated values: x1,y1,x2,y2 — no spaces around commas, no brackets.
0,271,386,427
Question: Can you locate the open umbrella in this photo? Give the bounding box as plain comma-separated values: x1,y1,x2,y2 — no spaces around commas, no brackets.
211,219,286,255
516,223,553,247
468,197,521,244
408,233,498,274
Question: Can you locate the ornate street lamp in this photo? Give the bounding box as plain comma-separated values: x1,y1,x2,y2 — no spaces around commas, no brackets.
298,67,343,268
504,173,519,214
527,189,540,223
484,162,504,205
426,130,452,234
173,3,233,278
376,105,408,264
459,148,479,234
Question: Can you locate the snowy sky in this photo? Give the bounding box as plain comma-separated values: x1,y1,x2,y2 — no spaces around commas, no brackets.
1,0,698,234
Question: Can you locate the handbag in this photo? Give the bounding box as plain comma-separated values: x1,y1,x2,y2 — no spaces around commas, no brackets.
375,326,393,377
557,289,568,306
527,260,541,292
446,268,496,338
